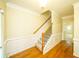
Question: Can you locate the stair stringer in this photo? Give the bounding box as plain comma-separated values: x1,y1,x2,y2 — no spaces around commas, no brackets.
35,24,51,52
43,33,62,54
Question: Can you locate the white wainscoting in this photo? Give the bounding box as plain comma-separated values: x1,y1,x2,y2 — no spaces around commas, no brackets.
35,20,51,52
43,33,62,54
73,39,79,57
4,35,37,57
36,41,42,51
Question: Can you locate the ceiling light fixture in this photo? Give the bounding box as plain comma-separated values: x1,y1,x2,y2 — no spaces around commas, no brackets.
39,0,48,8
67,25,72,30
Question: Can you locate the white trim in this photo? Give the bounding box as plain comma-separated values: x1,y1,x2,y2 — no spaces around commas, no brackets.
43,33,62,54
73,52,79,58
62,14,74,20
4,35,37,57
0,10,5,57
4,35,36,45
4,35,35,45
73,40,79,57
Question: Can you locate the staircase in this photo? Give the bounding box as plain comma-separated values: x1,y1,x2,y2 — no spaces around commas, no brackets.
34,10,52,52
38,26,52,44
37,26,52,51
44,26,52,45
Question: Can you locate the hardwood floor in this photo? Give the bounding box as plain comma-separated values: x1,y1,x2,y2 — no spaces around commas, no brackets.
10,40,76,58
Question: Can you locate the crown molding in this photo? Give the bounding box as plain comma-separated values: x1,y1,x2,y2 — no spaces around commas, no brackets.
6,2,39,15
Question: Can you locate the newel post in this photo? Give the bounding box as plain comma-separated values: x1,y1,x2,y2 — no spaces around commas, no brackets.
42,32,44,51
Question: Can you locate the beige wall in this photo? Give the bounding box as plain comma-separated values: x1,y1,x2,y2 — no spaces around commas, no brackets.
6,3,51,39
52,10,62,40
6,3,40,55
0,0,6,10
6,3,51,56
6,3,41,39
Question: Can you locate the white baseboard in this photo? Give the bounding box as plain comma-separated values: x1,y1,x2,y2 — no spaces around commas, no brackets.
36,42,42,51
73,52,79,58
4,35,37,57
73,39,79,57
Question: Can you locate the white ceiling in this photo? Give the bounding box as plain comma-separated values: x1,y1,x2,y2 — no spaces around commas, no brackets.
7,0,79,17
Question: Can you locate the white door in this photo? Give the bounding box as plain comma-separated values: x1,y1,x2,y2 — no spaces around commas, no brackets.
64,24,73,45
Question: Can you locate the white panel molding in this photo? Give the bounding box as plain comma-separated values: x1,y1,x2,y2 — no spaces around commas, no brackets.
4,35,37,57
36,41,42,51
43,33,62,54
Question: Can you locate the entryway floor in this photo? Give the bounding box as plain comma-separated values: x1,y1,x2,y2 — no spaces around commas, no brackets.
10,40,76,58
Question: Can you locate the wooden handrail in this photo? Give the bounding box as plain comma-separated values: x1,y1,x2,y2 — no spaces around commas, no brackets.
33,16,51,34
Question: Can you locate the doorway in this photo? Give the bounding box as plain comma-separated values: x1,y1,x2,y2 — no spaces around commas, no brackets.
62,15,74,45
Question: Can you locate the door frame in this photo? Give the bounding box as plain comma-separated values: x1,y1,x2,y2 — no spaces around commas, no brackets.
0,9,4,58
